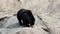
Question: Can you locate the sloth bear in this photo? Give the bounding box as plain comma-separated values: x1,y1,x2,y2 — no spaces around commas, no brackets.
17,9,35,27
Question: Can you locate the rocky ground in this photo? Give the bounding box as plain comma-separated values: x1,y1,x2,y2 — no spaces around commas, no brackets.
0,0,60,34
0,15,49,34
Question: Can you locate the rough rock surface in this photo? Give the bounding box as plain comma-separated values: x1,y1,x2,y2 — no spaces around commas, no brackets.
0,0,60,34
0,15,49,34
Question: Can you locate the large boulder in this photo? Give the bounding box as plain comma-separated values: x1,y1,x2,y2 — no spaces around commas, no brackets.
1,15,49,34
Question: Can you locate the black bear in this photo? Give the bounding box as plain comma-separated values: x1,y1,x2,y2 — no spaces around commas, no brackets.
17,9,35,27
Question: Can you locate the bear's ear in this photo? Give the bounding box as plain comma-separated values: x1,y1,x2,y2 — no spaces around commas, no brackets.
28,10,31,13
19,9,25,11
26,10,32,14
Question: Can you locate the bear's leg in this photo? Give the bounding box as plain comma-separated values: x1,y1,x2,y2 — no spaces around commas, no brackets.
30,21,35,27
19,20,23,25
18,18,23,25
23,21,30,27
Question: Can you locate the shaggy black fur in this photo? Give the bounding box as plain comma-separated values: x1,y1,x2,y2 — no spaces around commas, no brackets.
17,9,35,27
